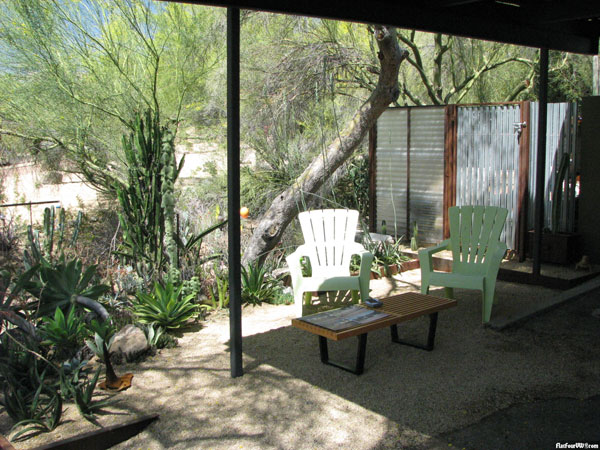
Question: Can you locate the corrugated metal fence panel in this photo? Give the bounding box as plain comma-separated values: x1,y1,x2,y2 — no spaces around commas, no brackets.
456,105,520,249
375,108,408,236
409,107,445,243
528,102,578,232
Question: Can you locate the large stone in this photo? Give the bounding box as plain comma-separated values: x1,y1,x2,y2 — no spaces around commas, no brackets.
110,324,149,362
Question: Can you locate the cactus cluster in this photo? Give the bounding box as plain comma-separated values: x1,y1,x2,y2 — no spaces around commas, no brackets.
25,206,82,268
114,109,183,283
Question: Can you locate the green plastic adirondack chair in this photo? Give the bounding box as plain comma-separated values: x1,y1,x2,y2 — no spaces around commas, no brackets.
286,209,373,317
419,205,508,323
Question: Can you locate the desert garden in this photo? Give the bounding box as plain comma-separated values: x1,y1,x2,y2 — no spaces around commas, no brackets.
1,0,599,448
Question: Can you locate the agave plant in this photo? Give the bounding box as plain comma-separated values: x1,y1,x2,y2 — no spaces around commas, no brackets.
142,323,165,348
132,281,198,330
59,358,89,401
209,272,229,309
84,320,116,360
4,373,62,441
85,319,121,388
40,307,87,359
0,266,39,337
241,261,281,306
25,257,110,318
73,367,113,423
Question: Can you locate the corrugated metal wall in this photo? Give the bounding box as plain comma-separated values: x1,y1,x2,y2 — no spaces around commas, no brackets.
456,105,520,249
409,108,446,243
373,102,578,250
375,109,408,237
374,107,445,242
528,102,578,232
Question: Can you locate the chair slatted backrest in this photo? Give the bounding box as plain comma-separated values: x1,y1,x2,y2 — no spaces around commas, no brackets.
449,205,508,273
298,209,359,273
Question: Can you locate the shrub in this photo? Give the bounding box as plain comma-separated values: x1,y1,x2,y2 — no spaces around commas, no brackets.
241,261,282,306
0,340,63,441
132,281,199,330
25,257,110,317
40,307,87,361
209,271,229,309
6,381,62,441
72,367,113,424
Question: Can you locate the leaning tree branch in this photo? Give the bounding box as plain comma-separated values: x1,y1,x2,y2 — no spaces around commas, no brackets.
242,26,407,264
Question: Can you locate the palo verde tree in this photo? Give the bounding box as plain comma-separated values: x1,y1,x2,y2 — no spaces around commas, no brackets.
0,0,223,189
0,0,223,281
396,31,538,105
239,16,396,225
242,24,408,263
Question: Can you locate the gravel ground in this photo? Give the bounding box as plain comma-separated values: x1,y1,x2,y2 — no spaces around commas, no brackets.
2,270,599,449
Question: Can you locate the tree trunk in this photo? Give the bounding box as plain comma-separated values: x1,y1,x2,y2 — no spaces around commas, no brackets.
242,26,407,264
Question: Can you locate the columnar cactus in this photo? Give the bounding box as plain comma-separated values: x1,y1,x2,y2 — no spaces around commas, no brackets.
115,109,182,284
160,125,181,282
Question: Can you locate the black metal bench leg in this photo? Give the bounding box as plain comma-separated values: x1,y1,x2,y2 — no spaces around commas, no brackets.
390,312,438,351
318,334,368,375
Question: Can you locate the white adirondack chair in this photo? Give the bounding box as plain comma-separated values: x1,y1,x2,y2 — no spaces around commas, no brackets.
286,209,374,317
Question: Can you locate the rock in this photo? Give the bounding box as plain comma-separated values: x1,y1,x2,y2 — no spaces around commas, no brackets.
592,308,600,319
110,324,149,362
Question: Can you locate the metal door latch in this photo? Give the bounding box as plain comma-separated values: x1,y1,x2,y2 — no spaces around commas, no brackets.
513,122,527,135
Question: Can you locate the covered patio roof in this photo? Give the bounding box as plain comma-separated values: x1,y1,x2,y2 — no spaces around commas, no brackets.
185,0,600,55
167,0,600,378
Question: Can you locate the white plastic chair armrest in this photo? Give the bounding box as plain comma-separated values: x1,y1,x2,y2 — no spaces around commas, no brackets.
286,245,313,282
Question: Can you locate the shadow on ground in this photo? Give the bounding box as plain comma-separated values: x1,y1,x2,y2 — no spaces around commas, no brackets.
241,286,600,449
430,395,600,450
3,278,599,450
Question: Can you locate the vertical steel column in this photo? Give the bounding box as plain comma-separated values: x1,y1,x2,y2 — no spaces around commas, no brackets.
227,7,243,378
532,47,549,278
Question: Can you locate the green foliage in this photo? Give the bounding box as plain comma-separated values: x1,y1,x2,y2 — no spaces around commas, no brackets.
546,51,594,102
1,265,37,311
58,358,89,401
182,276,202,301
132,281,198,330
24,207,82,269
115,109,182,282
40,308,86,360
269,289,294,306
142,323,165,349
73,367,112,424
0,1,223,186
300,256,312,277
0,334,62,441
85,320,116,360
361,234,409,276
141,323,176,349
175,218,227,283
332,153,370,219
0,334,40,402
7,381,62,441
26,257,110,317
209,272,229,309
396,31,540,105
410,222,419,251
0,214,21,272
241,262,282,306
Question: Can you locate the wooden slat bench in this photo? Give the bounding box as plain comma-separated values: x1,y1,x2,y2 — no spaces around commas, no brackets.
291,292,457,375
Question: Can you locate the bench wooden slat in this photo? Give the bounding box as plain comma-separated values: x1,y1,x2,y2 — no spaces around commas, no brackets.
291,292,457,341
